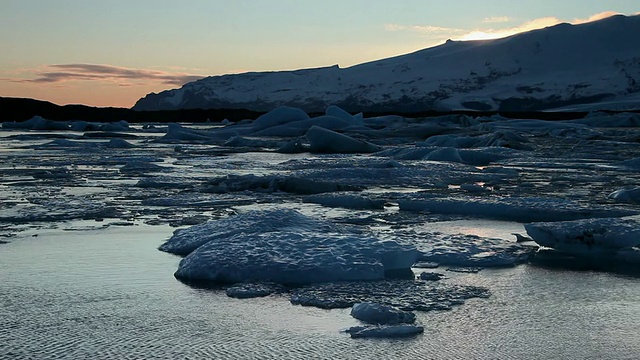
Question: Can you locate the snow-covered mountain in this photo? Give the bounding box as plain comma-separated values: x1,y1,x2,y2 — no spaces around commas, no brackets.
134,14,640,113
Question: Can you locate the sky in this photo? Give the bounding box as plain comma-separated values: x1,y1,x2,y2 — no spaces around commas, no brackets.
1,0,638,108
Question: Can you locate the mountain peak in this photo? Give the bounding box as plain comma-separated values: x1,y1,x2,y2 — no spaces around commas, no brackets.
134,14,640,113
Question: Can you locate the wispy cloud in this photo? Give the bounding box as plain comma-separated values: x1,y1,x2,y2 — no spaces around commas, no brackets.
12,64,204,85
482,16,511,24
573,11,621,24
385,11,626,42
457,16,562,41
384,23,465,34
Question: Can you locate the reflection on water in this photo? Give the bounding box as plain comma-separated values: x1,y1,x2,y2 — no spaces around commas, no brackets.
424,218,526,240
1,224,639,359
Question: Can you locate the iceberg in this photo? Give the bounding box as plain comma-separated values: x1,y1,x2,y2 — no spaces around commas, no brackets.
325,105,363,124
251,106,309,130
306,126,381,153
158,123,220,143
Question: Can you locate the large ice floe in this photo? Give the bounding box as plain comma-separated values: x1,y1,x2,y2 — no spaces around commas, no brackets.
526,217,640,259
161,209,419,284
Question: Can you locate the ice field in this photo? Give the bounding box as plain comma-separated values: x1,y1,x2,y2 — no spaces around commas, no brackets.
1,107,640,358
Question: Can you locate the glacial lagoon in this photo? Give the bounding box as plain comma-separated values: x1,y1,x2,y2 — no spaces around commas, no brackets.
2,108,640,359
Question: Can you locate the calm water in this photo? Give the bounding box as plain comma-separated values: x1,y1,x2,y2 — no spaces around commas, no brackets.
1,223,638,359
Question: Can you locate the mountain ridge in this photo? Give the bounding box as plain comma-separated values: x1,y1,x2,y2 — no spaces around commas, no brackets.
134,14,640,113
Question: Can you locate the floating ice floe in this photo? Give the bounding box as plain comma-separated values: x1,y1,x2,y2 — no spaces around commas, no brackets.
397,195,637,222
106,138,135,148
161,209,419,284
421,130,531,150
158,123,221,143
303,193,386,210
249,106,367,138
616,158,640,170
135,175,197,189
252,115,355,137
31,168,73,180
31,138,136,150
70,120,130,132
3,116,131,132
0,199,120,223
290,279,489,310
411,233,533,268
326,105,364,123
120,161,168,174
201,174,363,195
350,302,416,325
346,325,424,339
380,144,517,165
608,188,640,204
525,217,640,256
569,112,640,127
160,209,331,255
2,116,70,130
225,283,285,299
419,272,445,281
32,139,98,149
224,136,286,149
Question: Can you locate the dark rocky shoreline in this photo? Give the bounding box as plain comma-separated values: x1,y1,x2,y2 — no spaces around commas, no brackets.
4,96,627,124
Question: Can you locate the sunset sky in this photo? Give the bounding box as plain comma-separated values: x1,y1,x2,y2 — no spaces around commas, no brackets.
1,0,638,108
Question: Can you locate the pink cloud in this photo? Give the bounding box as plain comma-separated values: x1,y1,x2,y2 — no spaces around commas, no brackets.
12,63,204,86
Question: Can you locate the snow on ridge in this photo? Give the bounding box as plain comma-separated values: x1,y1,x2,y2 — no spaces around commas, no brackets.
133,14,640,113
